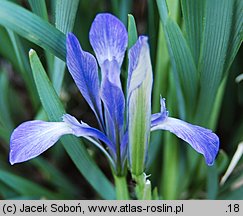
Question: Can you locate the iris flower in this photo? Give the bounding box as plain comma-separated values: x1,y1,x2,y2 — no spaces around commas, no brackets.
9,13,219,175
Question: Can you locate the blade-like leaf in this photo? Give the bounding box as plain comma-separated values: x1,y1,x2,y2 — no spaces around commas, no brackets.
156,0,198,119
32,158,77,197
29,49,115,199
6,30,39,108
165,18,198,117
55,0,79,33
28,0,49,21
207,165,218,199
161,132,180,200
123,14,138,96
0,27,18,66
127,14,138,49
0,1,66,60
181,0,205,65
152,0,180,113
195,0,233,125
111,0,132,24
0,126,10,143
0,71,14,132
223,0,243,74
52,0,79,93
28,0,54,74
0,170,57,199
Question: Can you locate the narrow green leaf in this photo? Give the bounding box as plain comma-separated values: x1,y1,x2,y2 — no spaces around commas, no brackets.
156,0,168,24
55,0,79,33
216,150,229,175
28,0,49,21
0,170,57,199
161,133,179,199
123,14,138,96
147,0,158,64
0,27,18,66
29,49,115,199
207,165,218,199
52,59,66,93
121,0,132,25
195,0,233,125
156,0,198,119
0,71,14,131
160,80,180,200
28,0,54,74
6,30,39,108
110,0,119,18
32,158,77,196
166,0,180,21
165,18,198,117
181,0,205,65
0,126,10,143
52,0,79,93
152,0,180,113
152,23,169,114
111,0,132,24
127,14,138,49
224,0,243,74
207,77,227,130
0,1,66,60
150,0,180,171
0,181,17,199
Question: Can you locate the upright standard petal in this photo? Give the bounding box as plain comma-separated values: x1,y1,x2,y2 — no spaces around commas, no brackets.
66,33,103,125
100,59,125,144
127,36,153,175
10,120,73,165
89,13,128,67
151,99,220,165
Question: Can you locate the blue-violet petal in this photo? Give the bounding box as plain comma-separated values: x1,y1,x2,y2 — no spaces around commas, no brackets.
89,13,128,67
100,60,125,143
10,120,73,164
10,115,115,165
151,117,219,165
66,33,103,125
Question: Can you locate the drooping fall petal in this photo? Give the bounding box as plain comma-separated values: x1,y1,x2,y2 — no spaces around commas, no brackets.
10,114,114,165
151,98,219,165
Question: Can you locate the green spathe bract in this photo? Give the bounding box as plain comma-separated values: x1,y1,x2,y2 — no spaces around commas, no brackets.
128,37,153,176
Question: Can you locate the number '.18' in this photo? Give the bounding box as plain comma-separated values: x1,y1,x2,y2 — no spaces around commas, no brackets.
227,204,239,212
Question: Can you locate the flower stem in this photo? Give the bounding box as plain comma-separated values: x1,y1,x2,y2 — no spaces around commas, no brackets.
114,175,129,200
133,173,152,200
